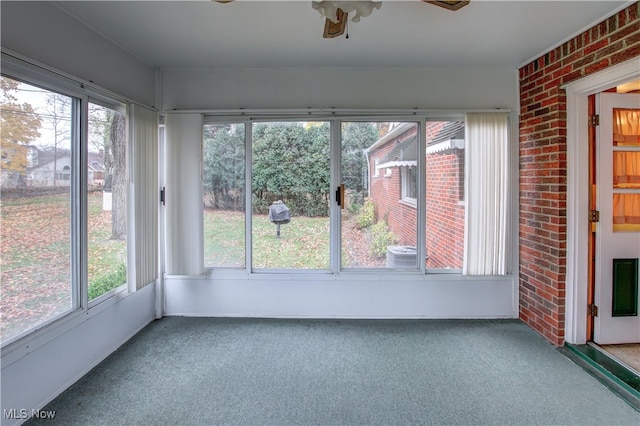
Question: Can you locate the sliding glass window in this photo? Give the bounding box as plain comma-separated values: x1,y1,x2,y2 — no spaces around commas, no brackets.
202,123,246,268
87,101,128,300
201,114,508,276
424,120,465,272
0,57,151,346
251,121,330,270
343,121,419,270
0,76,76,342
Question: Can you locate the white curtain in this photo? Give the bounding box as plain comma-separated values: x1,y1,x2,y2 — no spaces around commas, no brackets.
128,103,159,291
463,112,509,275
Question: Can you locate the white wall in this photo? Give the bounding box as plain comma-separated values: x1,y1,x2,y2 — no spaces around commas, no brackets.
161,66,518,111
1,285,156,426
165,113,204,275
1,5,159,423
1,1,156,107
161,66,520,320
161,64,521,320
166,272,517,319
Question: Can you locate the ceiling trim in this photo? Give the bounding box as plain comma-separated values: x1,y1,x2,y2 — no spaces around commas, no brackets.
517,0,635,69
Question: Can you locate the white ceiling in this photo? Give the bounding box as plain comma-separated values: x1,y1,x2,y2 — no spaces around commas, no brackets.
54,0,630,69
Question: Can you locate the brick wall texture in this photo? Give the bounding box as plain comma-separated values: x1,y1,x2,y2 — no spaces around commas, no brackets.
369,123,465,269
518,3,639,345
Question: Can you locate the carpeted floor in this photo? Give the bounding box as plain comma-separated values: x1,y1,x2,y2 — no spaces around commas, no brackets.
27,318,639,425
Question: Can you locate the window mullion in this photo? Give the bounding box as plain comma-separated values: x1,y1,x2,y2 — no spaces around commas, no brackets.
245,123,253,272
73,96,88,310
417,117,427,274
330,120,342,273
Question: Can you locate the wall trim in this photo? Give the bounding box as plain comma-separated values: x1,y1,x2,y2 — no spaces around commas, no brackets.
563,58,640,344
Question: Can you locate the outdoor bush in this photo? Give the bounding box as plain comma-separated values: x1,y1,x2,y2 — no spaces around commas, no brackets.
88,263,126,300
356,198,376,229
347,201,360,216
369,220,397,258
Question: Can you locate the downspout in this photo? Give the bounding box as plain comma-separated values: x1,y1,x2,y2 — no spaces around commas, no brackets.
364,147,371,197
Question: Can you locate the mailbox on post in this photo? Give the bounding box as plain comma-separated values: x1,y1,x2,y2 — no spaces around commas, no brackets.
269,200,290,238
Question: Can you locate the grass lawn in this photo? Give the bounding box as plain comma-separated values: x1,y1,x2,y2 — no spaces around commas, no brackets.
1,191,126,341
204,209,330,269
2,197,380,341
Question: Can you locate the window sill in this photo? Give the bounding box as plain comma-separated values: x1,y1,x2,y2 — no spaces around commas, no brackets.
1,286,132,364
400,198,417,208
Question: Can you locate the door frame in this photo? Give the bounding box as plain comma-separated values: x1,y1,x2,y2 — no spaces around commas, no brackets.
564,57,640,344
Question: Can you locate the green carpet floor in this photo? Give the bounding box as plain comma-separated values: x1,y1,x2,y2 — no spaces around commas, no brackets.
27,318,640,425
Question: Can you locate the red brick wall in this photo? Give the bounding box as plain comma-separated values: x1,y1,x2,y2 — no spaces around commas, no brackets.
369,129,416,247
426,150,464,269
519,4,639,345
368,123,465,269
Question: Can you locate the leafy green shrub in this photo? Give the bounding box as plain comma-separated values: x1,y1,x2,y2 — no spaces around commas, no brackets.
356,198,376,229
347,202,360,216
89,263,126,300
369,220,397,258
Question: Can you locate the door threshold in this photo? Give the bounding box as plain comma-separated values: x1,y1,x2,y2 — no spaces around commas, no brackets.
561,343,640,411
588,342,640,377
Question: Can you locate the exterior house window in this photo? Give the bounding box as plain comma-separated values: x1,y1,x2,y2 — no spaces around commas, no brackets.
401,166,417,205
59,165,71,180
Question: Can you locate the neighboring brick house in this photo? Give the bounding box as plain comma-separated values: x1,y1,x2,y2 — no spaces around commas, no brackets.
366,121,465,270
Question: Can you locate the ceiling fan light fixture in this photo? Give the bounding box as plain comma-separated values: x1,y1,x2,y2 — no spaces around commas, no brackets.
312,1,382,24
422,0,470,11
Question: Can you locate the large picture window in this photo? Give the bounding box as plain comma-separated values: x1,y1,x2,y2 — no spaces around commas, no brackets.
200,114,509,276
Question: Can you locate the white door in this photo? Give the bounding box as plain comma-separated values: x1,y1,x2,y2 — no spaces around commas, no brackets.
593,92,640,345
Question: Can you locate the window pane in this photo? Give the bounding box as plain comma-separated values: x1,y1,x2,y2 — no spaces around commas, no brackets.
425,120,465,270
87,103,127,300
1,77,74,341
613,108,640,146
203,123,246,267
251,122,329,270
347,122,418,269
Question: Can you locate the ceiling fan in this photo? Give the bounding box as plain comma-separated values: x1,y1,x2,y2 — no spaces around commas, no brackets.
213,1,470,39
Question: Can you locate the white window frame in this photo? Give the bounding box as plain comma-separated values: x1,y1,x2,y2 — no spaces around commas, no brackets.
199,111,514,278
401,165,417,207
0,53,132,348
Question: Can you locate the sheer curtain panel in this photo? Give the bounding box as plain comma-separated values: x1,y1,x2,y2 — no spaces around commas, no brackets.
128,103,159,291
463,112,509,275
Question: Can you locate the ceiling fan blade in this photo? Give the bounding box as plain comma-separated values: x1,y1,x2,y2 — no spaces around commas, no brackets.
323,9,348,39
423,1,470,11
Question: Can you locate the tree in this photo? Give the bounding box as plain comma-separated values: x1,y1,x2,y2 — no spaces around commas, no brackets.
203,124,244,210
43,93,72,187
109,112,127,240
251,122,331,216
341,122,379,196
88,104,114,171
0,77,42,185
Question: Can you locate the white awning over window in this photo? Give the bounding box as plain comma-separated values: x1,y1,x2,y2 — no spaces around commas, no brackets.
377,160,417,169
426,138,465,154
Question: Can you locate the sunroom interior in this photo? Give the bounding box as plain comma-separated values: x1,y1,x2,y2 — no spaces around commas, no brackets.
1,0,639,422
